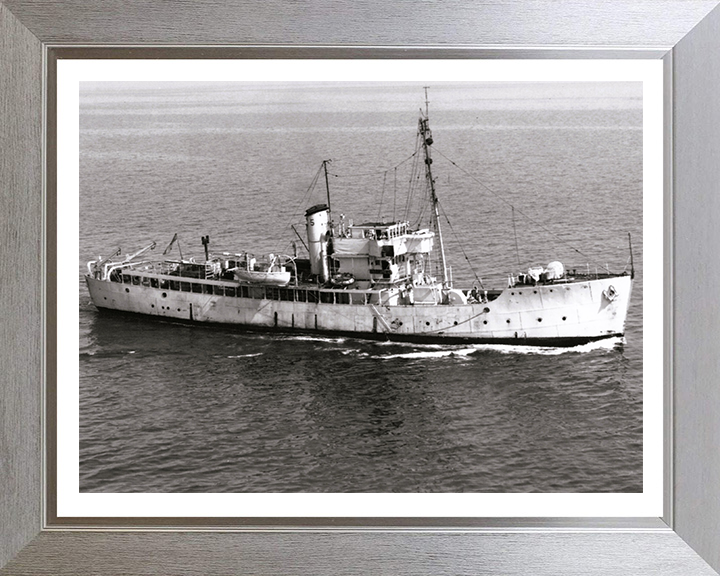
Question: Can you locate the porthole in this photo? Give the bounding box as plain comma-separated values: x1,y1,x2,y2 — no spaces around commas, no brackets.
426,321,430,326
533,290,537,294
537,318,542,322
562,316,567,321
506,319,511,324
125,288,130,293
177,308,181,312
549,289,553,292
162,292,167,298
483,320,488,325
511,292,515,295
454,321,458,325
151,304,154,308
103,297,107,300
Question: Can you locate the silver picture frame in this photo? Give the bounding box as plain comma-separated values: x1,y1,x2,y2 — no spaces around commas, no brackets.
2,1,720,574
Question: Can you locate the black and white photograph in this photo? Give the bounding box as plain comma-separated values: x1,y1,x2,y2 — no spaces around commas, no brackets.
76,72,648,496
8,2,720,574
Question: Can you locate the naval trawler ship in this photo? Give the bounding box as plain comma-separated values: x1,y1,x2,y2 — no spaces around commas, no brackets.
85,95,634,346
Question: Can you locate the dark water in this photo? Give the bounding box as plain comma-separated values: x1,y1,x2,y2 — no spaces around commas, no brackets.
79,82,643,492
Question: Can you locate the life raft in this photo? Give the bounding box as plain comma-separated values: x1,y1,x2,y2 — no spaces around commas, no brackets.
330,273,355,287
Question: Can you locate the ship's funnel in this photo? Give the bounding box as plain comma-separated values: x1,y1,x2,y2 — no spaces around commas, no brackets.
305,204,330,282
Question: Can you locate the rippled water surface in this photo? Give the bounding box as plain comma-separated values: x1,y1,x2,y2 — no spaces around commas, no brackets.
79,81,643,492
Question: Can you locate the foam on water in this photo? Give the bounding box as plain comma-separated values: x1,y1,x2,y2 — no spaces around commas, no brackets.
470,337,625,356
279,335,348,344
374,340,448,349
373,337,623,359
378,348,478,360
79,84,643,493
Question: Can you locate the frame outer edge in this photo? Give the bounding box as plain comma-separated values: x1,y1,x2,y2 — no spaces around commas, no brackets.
662,50,675,530
0,2,43,570
0,1,719,575
2,531,720,576
1,0,719,46
671,3,720,573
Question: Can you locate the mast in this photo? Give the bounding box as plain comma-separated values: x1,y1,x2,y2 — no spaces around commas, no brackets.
419,87,449,287
322,159,332,215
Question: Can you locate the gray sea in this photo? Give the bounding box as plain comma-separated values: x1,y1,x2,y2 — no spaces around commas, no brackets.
79,81,643,492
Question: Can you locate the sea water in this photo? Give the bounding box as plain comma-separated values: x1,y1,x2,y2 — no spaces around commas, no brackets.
79,82,643,492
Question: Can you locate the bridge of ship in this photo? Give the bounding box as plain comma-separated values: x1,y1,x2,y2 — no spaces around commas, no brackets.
332,220,436,284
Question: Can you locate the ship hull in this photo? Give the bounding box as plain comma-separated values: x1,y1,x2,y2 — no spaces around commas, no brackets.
85,274,632,346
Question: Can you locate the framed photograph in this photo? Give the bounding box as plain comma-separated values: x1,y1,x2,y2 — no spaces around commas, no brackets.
54,60,661,520
2,2,720,575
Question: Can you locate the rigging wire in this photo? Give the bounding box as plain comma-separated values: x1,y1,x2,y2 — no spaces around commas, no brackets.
437,200,485,290
327,151,416,179
393,166,398,221
404,132,424,223
430,145,611,272
288,163,323,224
377,171,387,220
279,164,325,256
280,150,416,255
511,206,522,269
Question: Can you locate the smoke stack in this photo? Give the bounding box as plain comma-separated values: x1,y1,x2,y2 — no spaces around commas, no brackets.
305,204,330,283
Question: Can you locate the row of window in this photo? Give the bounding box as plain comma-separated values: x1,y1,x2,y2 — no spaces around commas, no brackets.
371,254,408,264
118,274,369,305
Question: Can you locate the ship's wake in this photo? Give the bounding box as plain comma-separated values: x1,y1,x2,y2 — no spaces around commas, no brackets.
379,348,478,360
470,336,625,356
373,336,624,360
277,335,348,345
227,332,625,359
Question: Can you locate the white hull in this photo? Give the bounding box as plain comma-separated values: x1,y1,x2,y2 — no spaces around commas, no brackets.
86,274,632,345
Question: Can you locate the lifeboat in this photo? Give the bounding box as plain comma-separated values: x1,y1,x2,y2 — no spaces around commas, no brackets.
232,253,291,286
233,268,291,286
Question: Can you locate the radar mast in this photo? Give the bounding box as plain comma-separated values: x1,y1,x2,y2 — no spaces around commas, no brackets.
419,87,449,288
